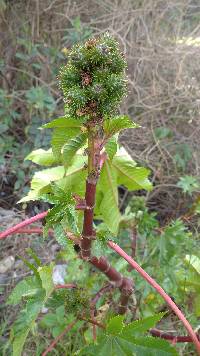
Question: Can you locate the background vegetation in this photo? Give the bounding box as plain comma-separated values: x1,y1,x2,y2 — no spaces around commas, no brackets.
1,1,200,355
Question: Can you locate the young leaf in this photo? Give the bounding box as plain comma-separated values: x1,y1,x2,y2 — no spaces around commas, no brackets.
105,135,118,160
62,132,87,167
104,115,139,138
54,223,68,248
51,127,80,158
42,116,85,129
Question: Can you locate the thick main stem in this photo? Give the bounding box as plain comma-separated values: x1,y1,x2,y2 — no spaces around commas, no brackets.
80,130,99,259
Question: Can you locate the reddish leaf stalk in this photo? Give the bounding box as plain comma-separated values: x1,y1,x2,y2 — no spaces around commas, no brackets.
108,241,200,355
42,319,77,356
91,284,113,306
0,211,48,240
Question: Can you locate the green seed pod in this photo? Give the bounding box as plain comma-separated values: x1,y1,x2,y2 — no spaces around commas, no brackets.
60,32,127,122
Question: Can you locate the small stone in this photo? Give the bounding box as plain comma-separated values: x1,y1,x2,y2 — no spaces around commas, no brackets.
0,256,15,274
52,264,67,285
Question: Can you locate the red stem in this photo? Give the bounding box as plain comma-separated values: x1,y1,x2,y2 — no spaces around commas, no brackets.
149,328,200,343
81,180,96,259
0,211,48,240
108,240,200,355
42,319,77,356
55,284,77,289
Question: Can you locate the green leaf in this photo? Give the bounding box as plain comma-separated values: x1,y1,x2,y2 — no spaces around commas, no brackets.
63,132,87,167
185,255,200,275
42,116,85,129
26,248,42,267
11,297,45,356
41,313,57,327
25,148,58,166
105,135,118,160
19,256,40,278
79,314,178,356
104,115,139,137
98,160,121,234
121,313,165,338
79,335,177,356
7,276,42,305
18,166,65,202
38,263,54,296
31,166,65,191
54,223,68,248
112,149,152,191
154,127,173,139
52,127,81,158
106,315,124,335
177,175,199,195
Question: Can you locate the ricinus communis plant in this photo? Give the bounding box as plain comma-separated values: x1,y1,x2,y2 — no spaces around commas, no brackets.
2,33,200,355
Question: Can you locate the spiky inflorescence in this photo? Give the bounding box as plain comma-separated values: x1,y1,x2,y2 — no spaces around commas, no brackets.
60,32,127,121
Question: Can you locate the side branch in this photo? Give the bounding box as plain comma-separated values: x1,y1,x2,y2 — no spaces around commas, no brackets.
108,241,200,355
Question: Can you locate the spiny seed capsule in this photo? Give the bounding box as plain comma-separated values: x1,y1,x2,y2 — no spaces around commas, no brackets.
60,33,127,120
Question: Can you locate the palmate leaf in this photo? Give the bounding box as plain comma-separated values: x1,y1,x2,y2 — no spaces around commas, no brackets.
95,147,151,234
79,314,178,356
97,160,121,235
112,148,152,191
103,115,139,138
121,313,166,337
19,154,87,202
25,148,58,166
7,276,42,305
62,132,87,167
